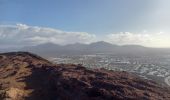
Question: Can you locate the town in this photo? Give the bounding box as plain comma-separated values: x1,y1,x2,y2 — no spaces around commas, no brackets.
49,54,170,86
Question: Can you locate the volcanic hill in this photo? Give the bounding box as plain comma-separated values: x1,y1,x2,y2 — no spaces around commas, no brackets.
0,52,170,100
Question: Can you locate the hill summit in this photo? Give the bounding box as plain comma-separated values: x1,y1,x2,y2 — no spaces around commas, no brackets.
0,52,170,100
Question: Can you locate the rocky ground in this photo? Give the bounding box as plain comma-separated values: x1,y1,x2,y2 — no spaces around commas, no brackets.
0,52,170,100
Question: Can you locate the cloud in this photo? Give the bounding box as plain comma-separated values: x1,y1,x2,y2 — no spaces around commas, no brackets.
0,23,170,48
105,32,170,48
0,24,96,48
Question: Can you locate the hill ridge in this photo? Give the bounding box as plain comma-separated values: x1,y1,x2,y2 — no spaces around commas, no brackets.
0,52,170,100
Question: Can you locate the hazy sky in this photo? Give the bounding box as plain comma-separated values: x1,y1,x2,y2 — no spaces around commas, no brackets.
0,0,170,48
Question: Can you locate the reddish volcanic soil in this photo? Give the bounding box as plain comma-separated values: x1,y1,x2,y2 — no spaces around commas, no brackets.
0,52,170,100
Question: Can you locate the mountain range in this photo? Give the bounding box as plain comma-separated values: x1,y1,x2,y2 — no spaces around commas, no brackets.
20,41,170,57
0,41,170,57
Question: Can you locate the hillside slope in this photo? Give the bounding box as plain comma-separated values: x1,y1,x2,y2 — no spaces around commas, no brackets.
0,52,170,100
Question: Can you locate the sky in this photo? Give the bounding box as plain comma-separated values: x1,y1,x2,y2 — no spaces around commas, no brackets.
0,0,170,48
